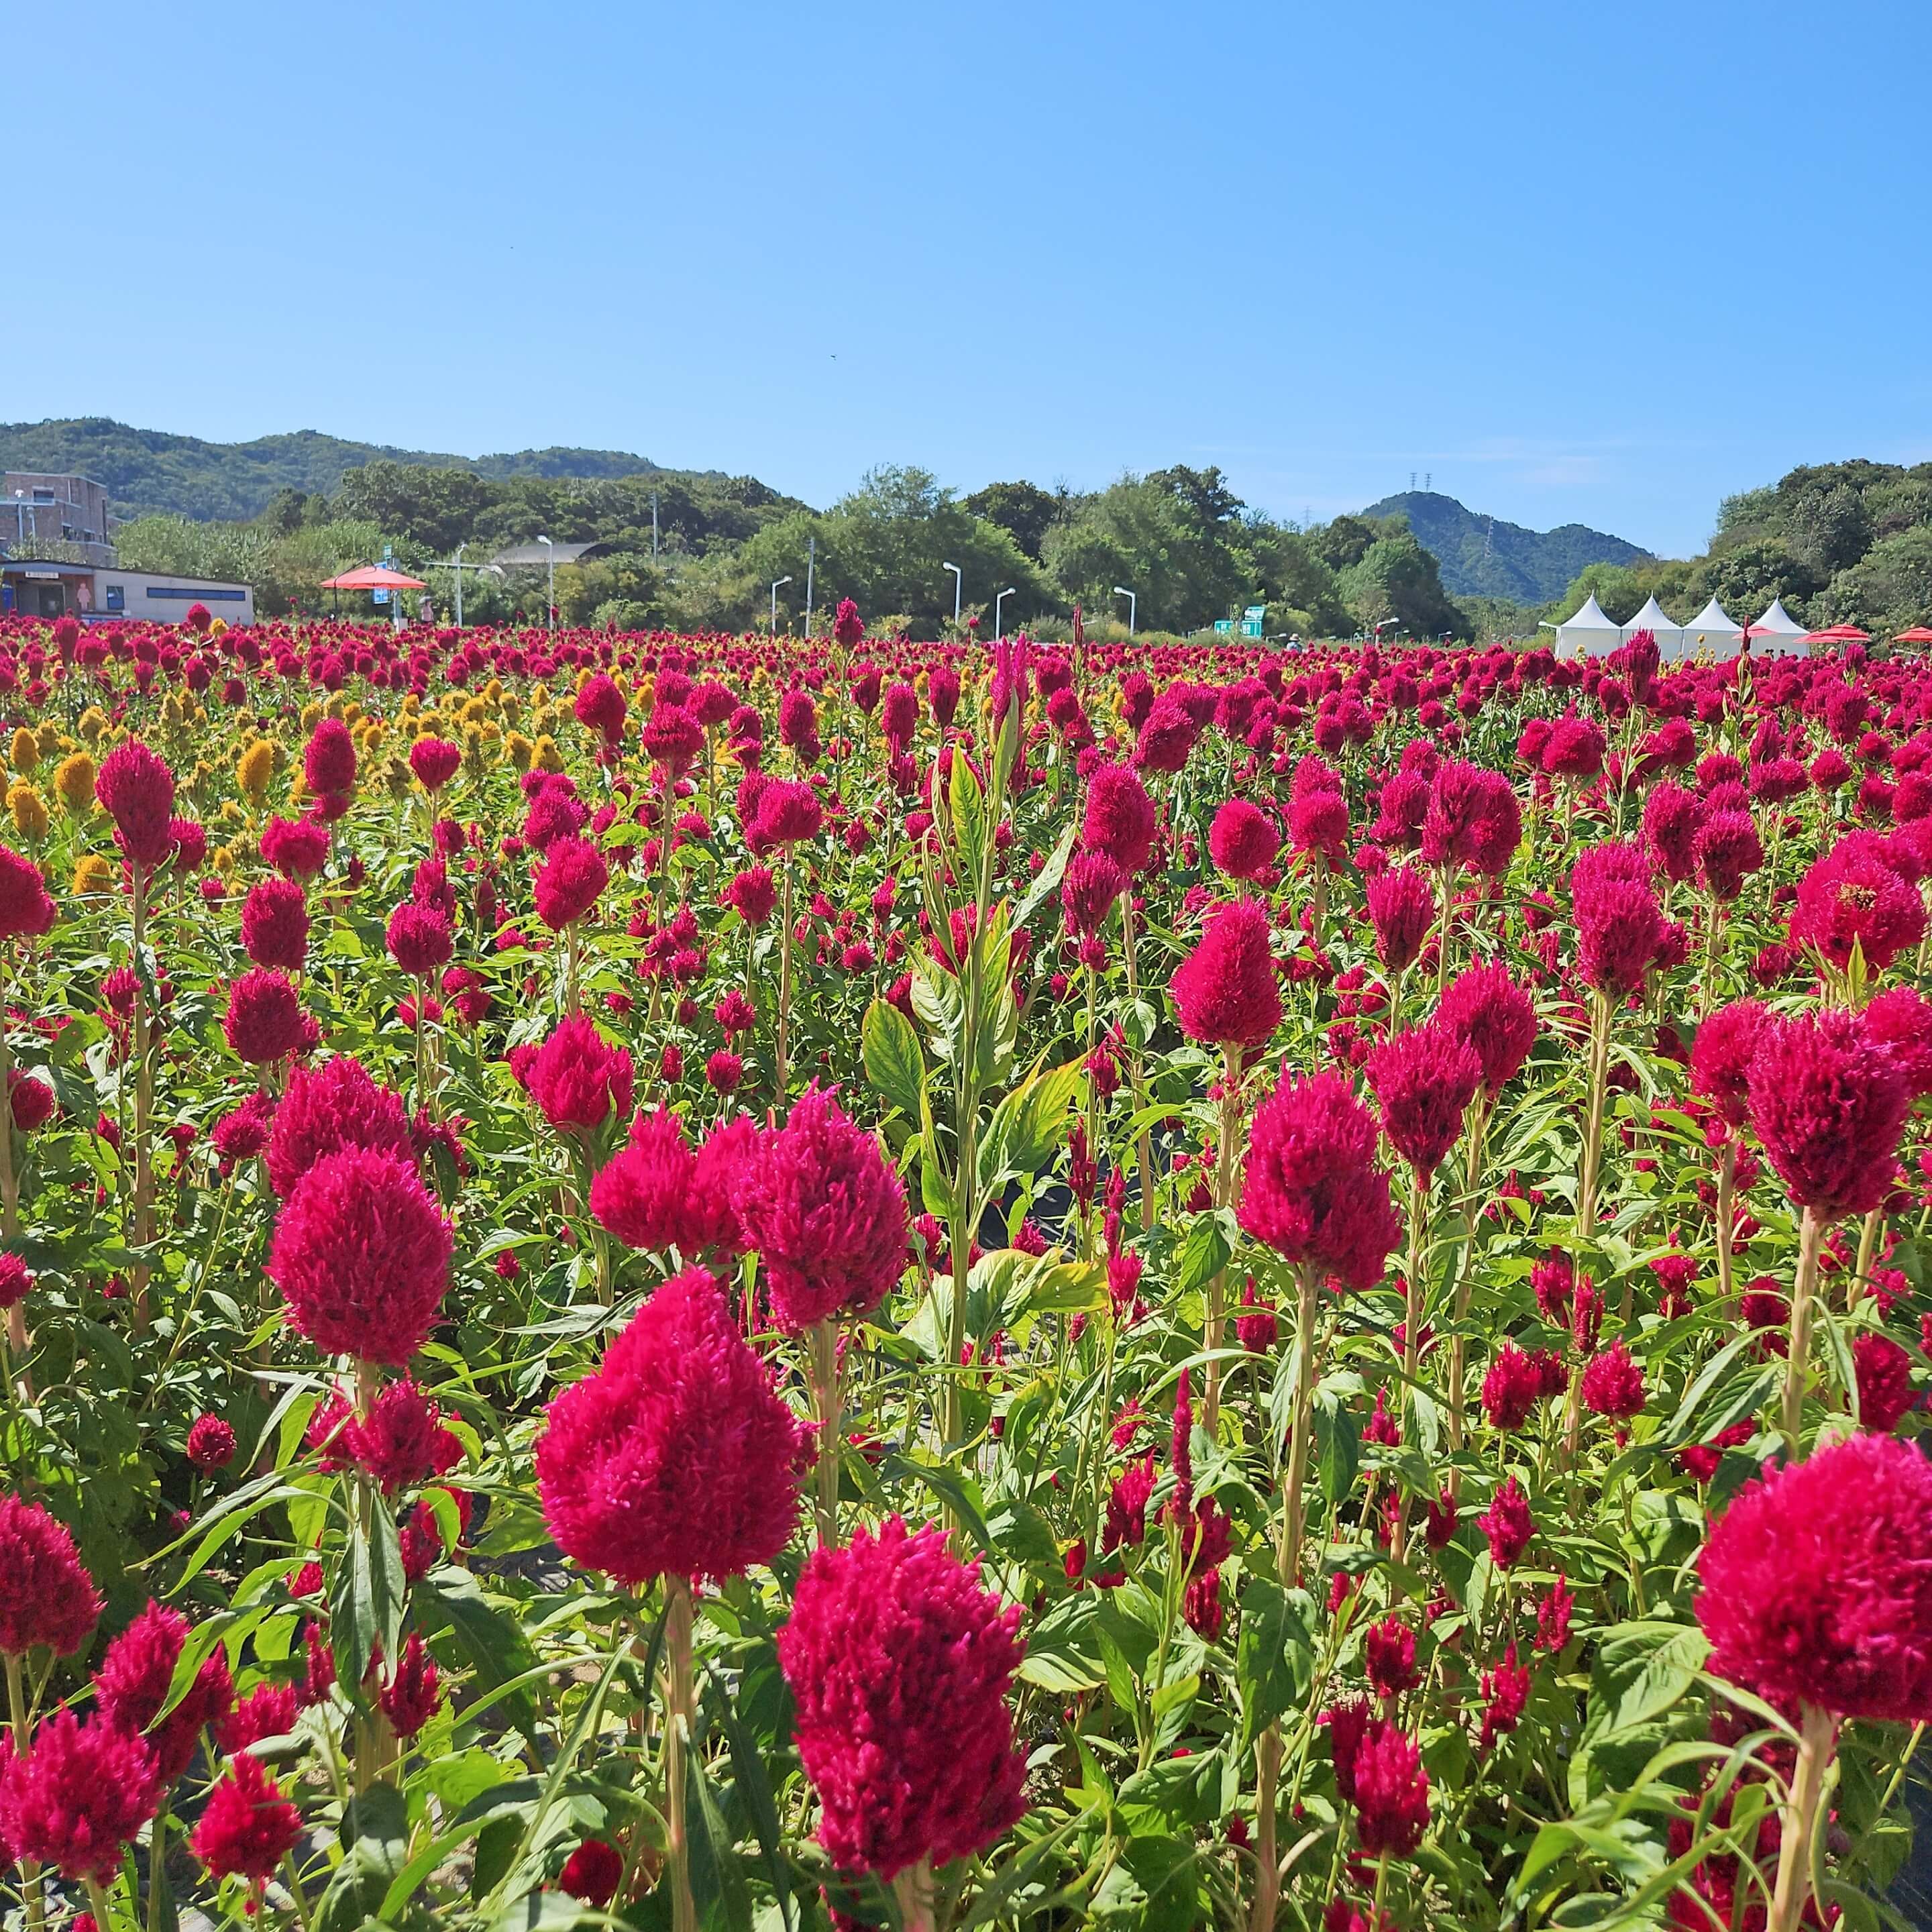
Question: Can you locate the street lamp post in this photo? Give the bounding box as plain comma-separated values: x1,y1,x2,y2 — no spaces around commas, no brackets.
537,534,555,630
943,561,962,625
804,535,815,637
995,586,1016,640
771,575,792,633
453,543,465,627
1113,585,1136,633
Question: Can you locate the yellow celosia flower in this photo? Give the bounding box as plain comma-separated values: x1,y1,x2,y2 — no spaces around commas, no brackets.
8,782,48,839
8,729,38,774
72,853,113,895
237,740,276,805
54,753,97,812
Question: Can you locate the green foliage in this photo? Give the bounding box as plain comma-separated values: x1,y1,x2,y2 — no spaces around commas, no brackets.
1336,529,1469,639
1361,490,1652,602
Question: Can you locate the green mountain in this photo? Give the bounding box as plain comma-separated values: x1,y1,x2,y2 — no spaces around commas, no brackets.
0,418,730,523
1359,490,1650,603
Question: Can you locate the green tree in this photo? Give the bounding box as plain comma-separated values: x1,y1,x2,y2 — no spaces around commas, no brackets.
1337,533,1468,639
1042,473,1249,632
962,480,1069,561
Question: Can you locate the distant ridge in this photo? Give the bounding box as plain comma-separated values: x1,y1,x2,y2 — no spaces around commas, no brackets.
1360,490,1651,603
0,417,730,523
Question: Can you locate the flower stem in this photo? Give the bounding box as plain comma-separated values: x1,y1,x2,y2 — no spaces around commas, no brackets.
1768,1703,1837,1932
1782,1206,1825,1458
663,1577,698,1932
808,1318,843,1546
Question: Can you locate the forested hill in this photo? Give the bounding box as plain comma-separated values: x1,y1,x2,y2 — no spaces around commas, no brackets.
0,419,743,523
1359,490,1650,602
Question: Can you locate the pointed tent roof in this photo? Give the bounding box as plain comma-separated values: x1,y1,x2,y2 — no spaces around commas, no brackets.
1750,597,1810,656
1684,596,1741,637
1623,595,1683,640
1554,592,1622,657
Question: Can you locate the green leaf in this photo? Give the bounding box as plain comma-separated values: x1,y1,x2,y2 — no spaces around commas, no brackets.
687,1750,753,1932
1236,1578,1316,1754
909,953,964,1065
861,996,925,1118
315,1783,411,1932
1018,1593,1108,1693
1175,1212,1235,1298
1011,822,1078,935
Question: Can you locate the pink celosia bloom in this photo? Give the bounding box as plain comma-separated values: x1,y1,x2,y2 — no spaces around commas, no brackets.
778,1517,1026,1879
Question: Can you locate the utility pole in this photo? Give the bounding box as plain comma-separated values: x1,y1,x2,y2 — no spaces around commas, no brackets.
804,535,815,637
651,491,659,559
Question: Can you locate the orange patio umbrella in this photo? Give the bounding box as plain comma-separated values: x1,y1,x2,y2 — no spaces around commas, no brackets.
1891,627,1932,645
1803,623,1871,643
319,564,429,618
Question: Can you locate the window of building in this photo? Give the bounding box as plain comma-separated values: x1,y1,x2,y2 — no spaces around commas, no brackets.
104,584,125,611
30,489,54,504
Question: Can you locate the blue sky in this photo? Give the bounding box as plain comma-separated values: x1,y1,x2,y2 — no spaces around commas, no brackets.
20,0,1930,557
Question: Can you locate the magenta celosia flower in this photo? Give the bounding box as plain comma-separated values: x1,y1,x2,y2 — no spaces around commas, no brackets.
1436,963,1538,1096
1689,999,1767,1130
1366,864,1434,973
186,1414,237,1470
525,1015,633,1133
779,1517,1026,1880
304,716,357,797
1697,1430,1932,1722
1854,1331,1917,1433
344,1378,445,1493
1580,1340,1646,1420
731,1087,908,1330
386,900,454,977
1083,764,1157,875
95,739,177,869
574,673,629,744
1334,1715,1430,1858
1747,1007,1911,1220
241,875,310,972
533,835,609,930
191,1752,300,1886
1479,1477,1534,1568
0,1709,160,1883
0,1495,101,1659
1420,761,1519,876
260,813,331,882
1694,809,1764,902
537,1267,808,1587
1862,985,1932,1097
1365,1617,1419,1698
1208,798,1277,881
686,1113,757,1256
1061,850,1127,938
1366,1022,1482,1181
0,843,56,942
379,1631,441,1740
1790,834,1926,971
266,1055,415,1197
1169,898,1281,1048
1571,842,1668,996
216,1681,301,1756
1481,1344,1543,1432
93,1599,234,1784
590,1106,698,1252
1643,782,1705,881
1542,714,1605,780
269,1148,451,1364
558,1838,624,1907
409,738,462,792
755,779,823,846
1238,1070,1401,1290
641,701,703,772
223,967,308,1065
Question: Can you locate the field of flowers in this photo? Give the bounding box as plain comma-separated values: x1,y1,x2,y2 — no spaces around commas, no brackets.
0,600,1926,1932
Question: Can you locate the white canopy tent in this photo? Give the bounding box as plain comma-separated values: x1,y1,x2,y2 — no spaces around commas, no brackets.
1550,593,1623,659
1680,597,1743,658
1750,598,1811,657
1623,595,1686,657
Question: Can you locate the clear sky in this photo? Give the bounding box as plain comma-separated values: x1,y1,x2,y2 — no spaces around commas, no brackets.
17,0,1931,557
